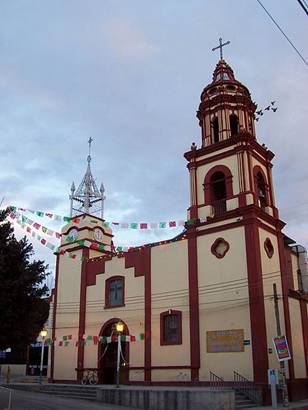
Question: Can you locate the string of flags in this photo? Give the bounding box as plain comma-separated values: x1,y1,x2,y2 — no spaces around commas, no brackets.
255,101,278,122
8,210,191,259
10,210,61,239
9,206,188,230
44,333,145,347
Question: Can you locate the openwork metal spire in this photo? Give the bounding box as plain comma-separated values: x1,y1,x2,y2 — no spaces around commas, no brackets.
69,138,106,218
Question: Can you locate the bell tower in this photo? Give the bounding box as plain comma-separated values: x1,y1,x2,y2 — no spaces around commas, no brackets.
185,55,278,223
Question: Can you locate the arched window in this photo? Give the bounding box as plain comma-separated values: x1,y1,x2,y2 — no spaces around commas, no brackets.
256,172,267,209
105,276,125,308
210,171,227,215
230,114,239,136
211,117,219,143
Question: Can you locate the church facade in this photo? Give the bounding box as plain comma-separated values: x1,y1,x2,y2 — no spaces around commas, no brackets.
49,59,308,399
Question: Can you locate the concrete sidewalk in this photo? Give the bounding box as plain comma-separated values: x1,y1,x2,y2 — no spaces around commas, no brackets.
248,399,308,410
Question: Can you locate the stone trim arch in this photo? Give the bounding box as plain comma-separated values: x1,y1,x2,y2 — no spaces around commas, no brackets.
253,165,270,207
203,165,233,205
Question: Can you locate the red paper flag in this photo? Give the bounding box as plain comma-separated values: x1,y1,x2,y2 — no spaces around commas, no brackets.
68,335,72,340
26,227,31,233
33,223,41,230
45,213,53,218
140,223,148,229
93,336,98,345
130,335,136,342
90,243,99,250
55,232,61,239
41,239,46,245
169,221,176,227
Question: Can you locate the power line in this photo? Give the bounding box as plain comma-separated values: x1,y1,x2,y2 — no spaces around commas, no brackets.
256,0,308,67
296,0,308,15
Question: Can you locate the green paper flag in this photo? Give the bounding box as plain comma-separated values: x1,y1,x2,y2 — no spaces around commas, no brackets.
42,227,47,233
77,240,85,246
63,336,68,341
130,223,138,229
98,244,104,251
102,222,110,228
63,216,71,223
87,335,92,340
64,341,69,347
116,246,123,252
159,222,167,228
186,219,195,226
36,211,44,217
120,335,126,342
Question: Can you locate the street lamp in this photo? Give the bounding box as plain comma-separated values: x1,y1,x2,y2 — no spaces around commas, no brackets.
39,328,47,384
116,322,124,388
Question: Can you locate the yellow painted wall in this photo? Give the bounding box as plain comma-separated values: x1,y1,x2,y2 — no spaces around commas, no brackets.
197,227,253,380
289,298,306,378
151,241,190,368
259,228,288,374
53,253,82,380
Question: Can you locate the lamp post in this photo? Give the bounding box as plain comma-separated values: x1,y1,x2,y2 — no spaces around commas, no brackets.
115,322,124,388
39,329,47,384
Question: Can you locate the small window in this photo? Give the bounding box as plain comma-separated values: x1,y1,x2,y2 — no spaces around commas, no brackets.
230,114,239,136
105,276,124,308
160,310,182,345
211,117,219,143
256,172,267,209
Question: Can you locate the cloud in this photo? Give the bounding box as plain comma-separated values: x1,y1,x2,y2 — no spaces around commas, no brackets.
102,19,158,59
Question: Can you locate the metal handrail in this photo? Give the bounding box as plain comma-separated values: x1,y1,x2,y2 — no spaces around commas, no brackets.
213,199,227,216
209,371,224,390
233,371,262,404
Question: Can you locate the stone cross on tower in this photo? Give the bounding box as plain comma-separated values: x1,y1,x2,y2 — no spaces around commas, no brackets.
212,37,231,60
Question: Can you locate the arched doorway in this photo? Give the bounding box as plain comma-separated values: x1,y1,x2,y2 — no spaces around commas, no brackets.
97,318,129,384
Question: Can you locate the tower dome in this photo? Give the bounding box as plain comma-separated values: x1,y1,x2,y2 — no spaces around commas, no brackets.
197,59,257,147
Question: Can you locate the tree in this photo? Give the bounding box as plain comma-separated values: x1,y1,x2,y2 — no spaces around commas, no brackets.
0,209,50,351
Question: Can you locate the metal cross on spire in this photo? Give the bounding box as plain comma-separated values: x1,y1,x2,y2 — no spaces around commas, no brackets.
88,137,93,158
69,138,106,219
212,37,231,60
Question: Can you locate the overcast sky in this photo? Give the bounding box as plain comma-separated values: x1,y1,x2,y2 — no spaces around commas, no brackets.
0,0,307,282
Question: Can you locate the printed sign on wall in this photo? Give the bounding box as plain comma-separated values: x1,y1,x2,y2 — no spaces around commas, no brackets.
207,329,244,353
272,336,291,362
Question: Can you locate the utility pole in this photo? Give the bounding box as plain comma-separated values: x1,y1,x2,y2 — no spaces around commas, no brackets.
273,283,289,407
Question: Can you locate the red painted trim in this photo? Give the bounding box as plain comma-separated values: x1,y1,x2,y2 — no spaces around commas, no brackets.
211,237,230,258
160,310,183,345
244,221,268,382
300,300,308,377
144,247,152,382
187,227,200,381
253,165,270,207
184,134,274,163
277,233,295,380
86,256,112,286
129,365,191,370
76,247,89,383
104,275,125,308
124,248,152,381
264,237,274,259
50,254,60,381
62,225,113,238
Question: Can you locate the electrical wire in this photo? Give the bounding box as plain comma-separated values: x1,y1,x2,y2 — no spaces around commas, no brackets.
256,0,308,67
296,0,308,15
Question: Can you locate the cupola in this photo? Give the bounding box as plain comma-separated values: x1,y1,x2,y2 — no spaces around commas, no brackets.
197,59,257,147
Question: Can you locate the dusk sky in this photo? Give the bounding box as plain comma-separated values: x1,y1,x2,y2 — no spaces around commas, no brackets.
0,0,307,284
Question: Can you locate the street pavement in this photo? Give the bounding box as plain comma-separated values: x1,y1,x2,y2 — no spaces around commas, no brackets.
0,388,135,410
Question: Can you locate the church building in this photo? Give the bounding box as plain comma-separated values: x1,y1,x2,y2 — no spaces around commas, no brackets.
48,56,308,400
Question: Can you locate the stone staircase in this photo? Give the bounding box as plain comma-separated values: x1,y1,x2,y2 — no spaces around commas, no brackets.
235,391,258,409
1,383,98,401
